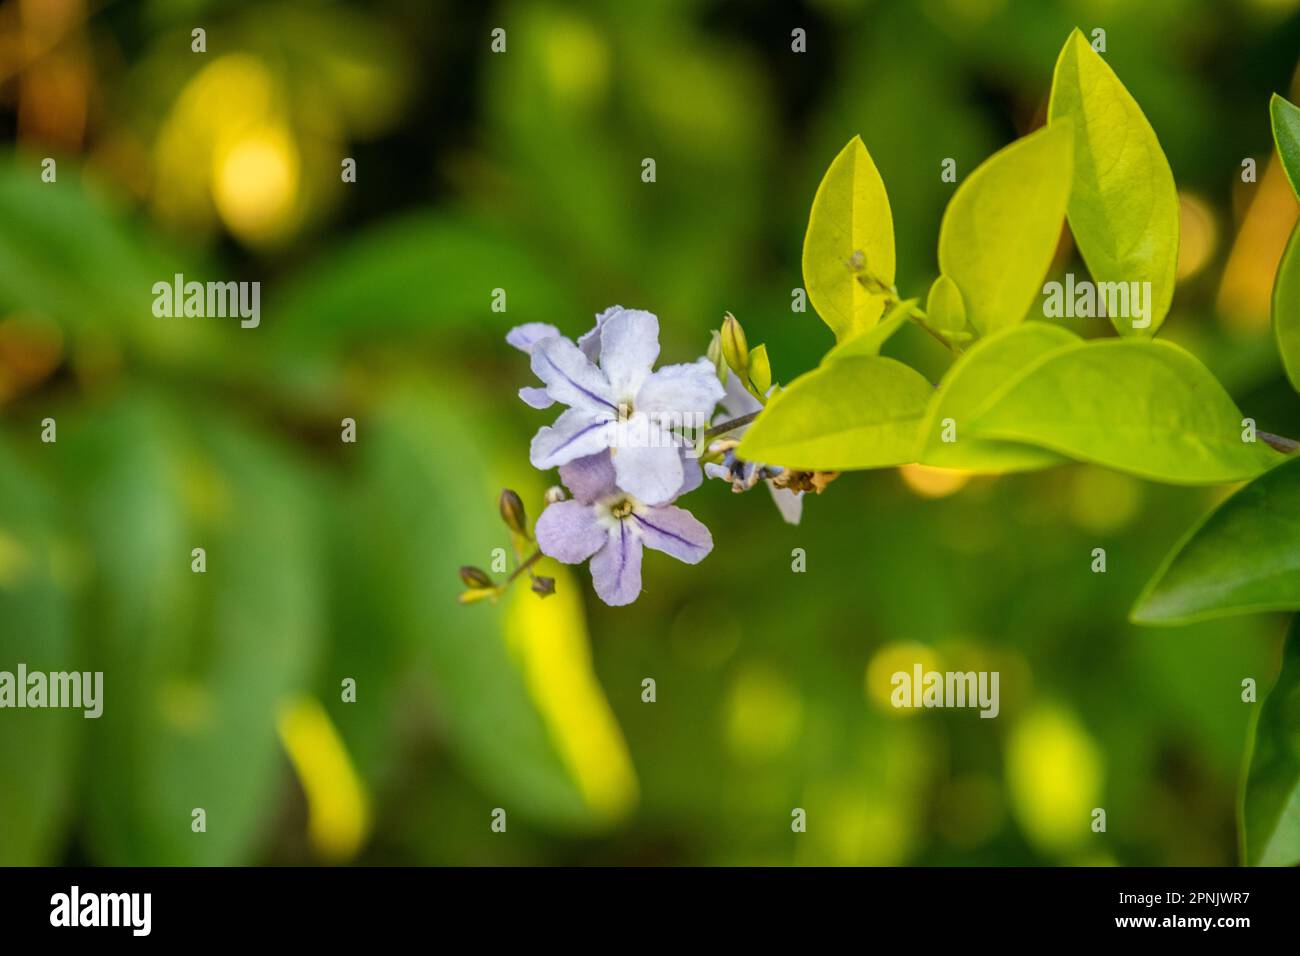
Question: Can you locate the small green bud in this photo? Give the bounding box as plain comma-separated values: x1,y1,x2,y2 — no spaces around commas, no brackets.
747,343,772,396
720,312,749,376
706,330,728,383
459,566,494,589
499,489,529,538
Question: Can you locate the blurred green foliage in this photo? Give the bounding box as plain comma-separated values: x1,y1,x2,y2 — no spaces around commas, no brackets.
1,0,1299,866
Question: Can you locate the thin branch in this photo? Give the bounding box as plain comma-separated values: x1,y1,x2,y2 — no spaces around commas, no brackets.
705,412,761,440
1260,431,1300,454
505,549,543,584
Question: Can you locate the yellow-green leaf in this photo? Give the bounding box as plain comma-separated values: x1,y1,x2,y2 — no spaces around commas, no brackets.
737,356,930,470
969,339,1283,483
917,322,1079,472
925,276,967,336
1132,455,1300,626
1048,28,1179,336
937,124,1073,336
802,136,896,341
1271,93,1300,201
1273,223,1300,393
1241,618,1300,866
822,298,918,363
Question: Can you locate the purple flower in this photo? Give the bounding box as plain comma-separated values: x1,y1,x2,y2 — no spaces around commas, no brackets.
535,451,711,606
510,307,724,505
705,374,804,525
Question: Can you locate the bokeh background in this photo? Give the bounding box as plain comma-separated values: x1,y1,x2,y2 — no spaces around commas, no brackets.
1,0,1299,866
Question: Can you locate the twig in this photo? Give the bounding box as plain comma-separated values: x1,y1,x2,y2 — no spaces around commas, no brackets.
1260,431,1300,454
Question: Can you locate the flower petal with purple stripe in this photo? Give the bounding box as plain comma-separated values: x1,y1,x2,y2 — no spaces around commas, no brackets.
558,451,619,504
530,336,617,413
530,408,613,470
634,505,713,564
535,500,608,563
589,522,643,606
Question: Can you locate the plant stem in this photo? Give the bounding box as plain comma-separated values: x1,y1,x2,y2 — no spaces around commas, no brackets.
705,411,761,440
505,549,543,584
1260,431,1300,454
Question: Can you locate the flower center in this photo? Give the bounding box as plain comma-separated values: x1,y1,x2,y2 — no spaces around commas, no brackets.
608,496,636,519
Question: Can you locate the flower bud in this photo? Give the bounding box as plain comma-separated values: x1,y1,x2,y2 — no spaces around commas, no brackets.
720,312,749,376
459,565,494,589
499,489,529,537
747,343,772,396
706,330,728,383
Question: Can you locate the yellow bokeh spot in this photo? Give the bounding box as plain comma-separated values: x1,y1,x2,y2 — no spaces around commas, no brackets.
725,663,803,762
805,781,916,866
504,564,638,823
898,463,972,498
153,54,305,244
865,641,943,716
1176,192,1217,281
157,680,215,733
277,695,371,862
541,15,610,110
1067,466,1142,533
212,124,301,243
1218,156,1299,332
0,529,32,589
1005,704,1103,854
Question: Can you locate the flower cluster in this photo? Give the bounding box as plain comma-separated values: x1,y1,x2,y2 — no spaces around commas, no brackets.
458,307,835,608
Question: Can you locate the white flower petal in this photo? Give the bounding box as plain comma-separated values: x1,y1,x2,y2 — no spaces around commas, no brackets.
636,358,726,423
506,323,562,354
767,482,804,525
611,441,684,506
519,386,555,409
578,305,623,362
677,454,703,496
530,408,614,470
599,309,660,401
531,336,617,414
717,370,763,421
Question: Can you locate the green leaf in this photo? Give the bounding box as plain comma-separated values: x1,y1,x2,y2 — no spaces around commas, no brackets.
917,322,1079,472
937,124,1073,336
1048,29,1179,336
1271,93,1300,201
1241,619,1300,866
1273,223,1300,393
802,136,896,341
925,277,967,336
74,396,321,865
270,212,580,347
353,382,635,829
0,157,214,361
737,356,931,470
969,339,1283,484
822,298,918,363
0,437,77,864
1132,455,1300,625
